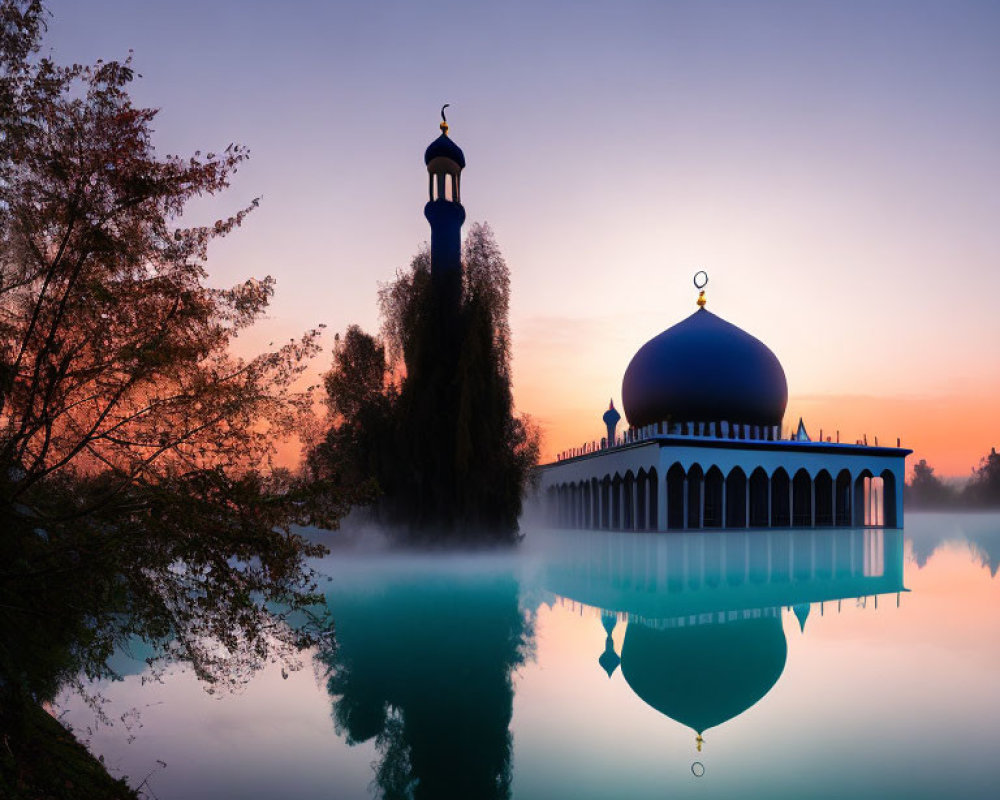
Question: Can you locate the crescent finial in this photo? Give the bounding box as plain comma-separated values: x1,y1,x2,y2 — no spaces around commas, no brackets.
439,103,450,134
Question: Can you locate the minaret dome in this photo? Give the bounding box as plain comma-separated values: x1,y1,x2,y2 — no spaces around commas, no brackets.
424,104,465,203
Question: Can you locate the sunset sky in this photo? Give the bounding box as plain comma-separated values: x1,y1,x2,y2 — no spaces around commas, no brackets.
46,0,1000,478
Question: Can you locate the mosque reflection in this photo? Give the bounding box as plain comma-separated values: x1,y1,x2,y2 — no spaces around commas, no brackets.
543,527,905,747
316,528,904,796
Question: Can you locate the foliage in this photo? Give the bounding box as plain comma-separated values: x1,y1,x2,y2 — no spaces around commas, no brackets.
307,325,389,501
905,459,957,509
963,447,1000,508
312,224,539,541
0,0,342,736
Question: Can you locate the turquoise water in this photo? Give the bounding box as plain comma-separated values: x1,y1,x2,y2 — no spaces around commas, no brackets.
60,513,1000,799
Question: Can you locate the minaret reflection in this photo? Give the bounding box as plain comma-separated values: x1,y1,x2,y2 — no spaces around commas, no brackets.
316,570,530,800
544,527,905,748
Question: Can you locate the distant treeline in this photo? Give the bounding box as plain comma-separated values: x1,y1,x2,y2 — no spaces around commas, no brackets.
905,448,1000,509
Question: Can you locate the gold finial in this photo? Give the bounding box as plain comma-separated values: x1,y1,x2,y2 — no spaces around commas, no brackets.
440,103,450,135
696,733,704,752
693,270,708,307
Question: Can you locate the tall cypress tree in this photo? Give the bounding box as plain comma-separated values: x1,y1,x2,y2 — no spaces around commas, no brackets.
314,224,539,541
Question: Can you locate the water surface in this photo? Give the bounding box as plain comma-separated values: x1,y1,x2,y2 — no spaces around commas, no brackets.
60,513,1000,799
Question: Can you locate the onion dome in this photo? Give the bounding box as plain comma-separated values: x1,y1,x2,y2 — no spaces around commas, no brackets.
424,105,465,167
621,307,787,429
424,133,466,168
602,399,621,429
620,617,787,735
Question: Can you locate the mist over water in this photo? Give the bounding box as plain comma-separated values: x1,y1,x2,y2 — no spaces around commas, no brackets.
58,514,1000,800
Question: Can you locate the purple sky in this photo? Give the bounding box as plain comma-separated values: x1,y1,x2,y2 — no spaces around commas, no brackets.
44,0,1000,473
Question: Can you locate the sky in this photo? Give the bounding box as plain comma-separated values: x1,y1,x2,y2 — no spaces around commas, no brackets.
43,0,1000,478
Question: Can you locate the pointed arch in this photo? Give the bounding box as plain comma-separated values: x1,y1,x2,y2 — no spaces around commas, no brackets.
636,468,648,531
687,464,705,529
600,475,612,529
666,462,686,530
647,467,659,531
814,469,833,526
749,467,769,527
854,469,874,526
726,466,747,528
704,466,724,528
835,469,852,526
792,468,812,526
771,468,790,527
623,470,636,530
881,469,898,528
611,473,623,530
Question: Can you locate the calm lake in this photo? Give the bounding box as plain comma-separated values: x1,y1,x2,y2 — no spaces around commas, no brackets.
58,512,1000,799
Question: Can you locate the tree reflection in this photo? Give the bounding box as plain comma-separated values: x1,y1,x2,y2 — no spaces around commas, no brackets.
318,572,531,800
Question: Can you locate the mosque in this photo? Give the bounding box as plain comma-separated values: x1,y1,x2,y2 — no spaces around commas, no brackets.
421,109,910,533
534,260,911,532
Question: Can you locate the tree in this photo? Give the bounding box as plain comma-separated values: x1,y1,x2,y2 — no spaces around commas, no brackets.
1,0,343,738
964,447,1000,508
307,325,391,500
905,459,956,509
315,224,539,541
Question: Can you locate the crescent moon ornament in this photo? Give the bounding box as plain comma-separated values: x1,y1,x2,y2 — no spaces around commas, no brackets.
693,270,708,307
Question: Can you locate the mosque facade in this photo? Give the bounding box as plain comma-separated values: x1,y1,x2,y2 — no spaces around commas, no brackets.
537,279,912,531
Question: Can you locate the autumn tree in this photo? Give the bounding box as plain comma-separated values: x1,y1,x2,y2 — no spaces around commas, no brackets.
0,0,343,752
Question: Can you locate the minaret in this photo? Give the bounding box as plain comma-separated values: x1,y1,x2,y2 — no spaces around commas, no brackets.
424,105,466,308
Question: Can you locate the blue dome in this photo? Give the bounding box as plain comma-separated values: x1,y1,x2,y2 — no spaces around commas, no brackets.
424,133,466,168
621,308,787,429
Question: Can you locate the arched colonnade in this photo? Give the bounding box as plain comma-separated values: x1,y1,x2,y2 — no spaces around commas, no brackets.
546,464,897,531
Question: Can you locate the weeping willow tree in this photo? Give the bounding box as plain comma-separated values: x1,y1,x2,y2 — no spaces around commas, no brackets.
311,224,538,541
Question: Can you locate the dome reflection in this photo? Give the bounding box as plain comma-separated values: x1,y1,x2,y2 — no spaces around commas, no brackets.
542,527,905,739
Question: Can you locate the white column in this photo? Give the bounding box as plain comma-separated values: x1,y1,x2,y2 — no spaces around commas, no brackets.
831,481,836,527
657,475,668,532
698,478,705,528
631,480,639,531
682,477,689,530
810,480,816,527
721,480,727,529
767,476,772,527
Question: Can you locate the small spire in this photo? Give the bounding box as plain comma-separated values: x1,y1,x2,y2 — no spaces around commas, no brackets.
693,270,708,308
696,733,704,752
608,398,615,411
440,103,450,135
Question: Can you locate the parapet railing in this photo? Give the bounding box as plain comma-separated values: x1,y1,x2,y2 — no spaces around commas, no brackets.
555,421,901,462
